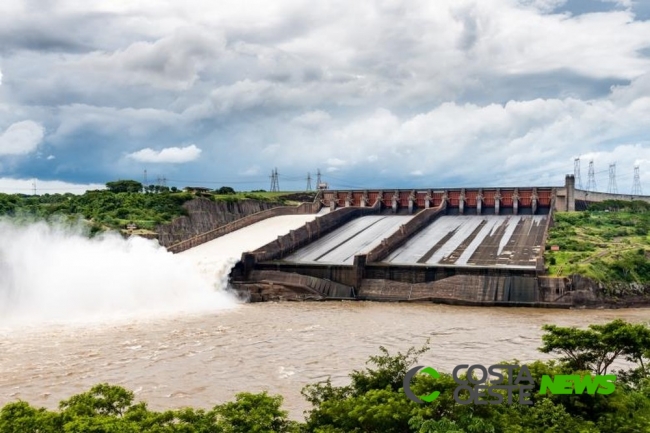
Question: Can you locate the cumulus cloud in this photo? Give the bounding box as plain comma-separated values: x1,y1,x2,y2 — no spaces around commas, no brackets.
1,1,650,190
126,145,202,163
0,121,45,156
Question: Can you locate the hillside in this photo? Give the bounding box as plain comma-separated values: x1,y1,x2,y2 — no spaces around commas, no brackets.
544,200,650,284
0,187,316,237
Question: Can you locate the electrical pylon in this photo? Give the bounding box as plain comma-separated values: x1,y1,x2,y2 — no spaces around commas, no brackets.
586,160,596,191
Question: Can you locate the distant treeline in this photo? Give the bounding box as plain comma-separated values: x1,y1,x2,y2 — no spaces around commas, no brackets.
0,180,299,234
0,188,193,232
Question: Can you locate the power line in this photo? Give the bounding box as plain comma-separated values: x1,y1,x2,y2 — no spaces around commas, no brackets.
607,163,617,194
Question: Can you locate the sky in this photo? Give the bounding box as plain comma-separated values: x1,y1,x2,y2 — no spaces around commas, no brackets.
0,0,649,194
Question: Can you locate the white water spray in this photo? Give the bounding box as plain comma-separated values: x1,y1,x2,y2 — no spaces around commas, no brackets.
0,220,239,325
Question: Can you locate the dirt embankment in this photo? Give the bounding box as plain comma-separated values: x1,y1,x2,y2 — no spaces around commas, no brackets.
561,275,650,308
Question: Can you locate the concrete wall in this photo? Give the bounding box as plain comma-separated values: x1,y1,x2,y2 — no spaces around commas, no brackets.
575,189,650,204
556,174,650,212
167,201,320,254
246,269,355,298
236,261,360,287
536,196,556,272
358,275,569,307
363,263,537,284
365,203,447,263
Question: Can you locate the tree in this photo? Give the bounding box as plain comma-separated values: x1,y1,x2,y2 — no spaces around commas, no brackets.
216,186,236,195
539,319,650,376
105,180,143,193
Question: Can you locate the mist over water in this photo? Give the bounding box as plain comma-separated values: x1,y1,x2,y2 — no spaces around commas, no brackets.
0,220,238,325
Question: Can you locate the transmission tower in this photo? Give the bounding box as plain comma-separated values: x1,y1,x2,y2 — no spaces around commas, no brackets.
157,176,167,187
316,169,322,186
573,158,582,189
607,163,618,194
306,172,312,191
144,169,148,186
632,165,642,195
270,168,280,192
32,179,37,195
586,160,597,191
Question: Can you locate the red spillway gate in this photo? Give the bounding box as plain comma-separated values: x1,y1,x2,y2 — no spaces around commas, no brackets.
465,190,477,207
519,189,532,207
538,189,552,206
368,191,379,206
416,192,426,207
448,190,460,207
483,190,495,206
501,190,514,207
432,192,444,207
383,192,393,207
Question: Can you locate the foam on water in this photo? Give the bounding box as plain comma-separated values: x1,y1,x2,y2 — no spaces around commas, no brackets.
0,219,239,326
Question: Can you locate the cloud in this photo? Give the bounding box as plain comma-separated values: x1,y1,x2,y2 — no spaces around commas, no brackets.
240,165,260,175
0,178,105,194
70,28,226,91
0,121,45,156
291,110,331,127
0,1,649,191
126,145,202,163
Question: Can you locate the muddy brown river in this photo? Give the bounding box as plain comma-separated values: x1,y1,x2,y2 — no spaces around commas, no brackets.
1,302,648,419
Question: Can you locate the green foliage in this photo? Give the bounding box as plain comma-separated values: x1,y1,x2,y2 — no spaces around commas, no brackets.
539,319,650,376
546,210,650,283
0,190,195,234
105,180,143,193
216,186,236,195
214,392,299,433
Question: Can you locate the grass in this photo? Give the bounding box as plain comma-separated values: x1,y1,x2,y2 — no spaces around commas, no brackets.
545,208,650,283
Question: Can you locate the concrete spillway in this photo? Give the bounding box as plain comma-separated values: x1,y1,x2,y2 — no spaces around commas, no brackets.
180,214,320,278
285,215,413,265
385,215,547,268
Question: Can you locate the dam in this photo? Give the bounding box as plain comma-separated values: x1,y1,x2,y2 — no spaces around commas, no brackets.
168,174,650,307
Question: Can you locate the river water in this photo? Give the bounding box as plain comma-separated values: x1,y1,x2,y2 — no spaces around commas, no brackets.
1,302,648,419
1,218,649,420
